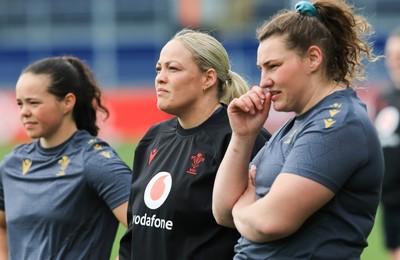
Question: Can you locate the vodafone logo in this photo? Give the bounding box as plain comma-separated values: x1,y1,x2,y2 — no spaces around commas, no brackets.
144,171,172,209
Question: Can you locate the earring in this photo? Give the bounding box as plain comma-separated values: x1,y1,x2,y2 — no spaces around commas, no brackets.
203,88,208,94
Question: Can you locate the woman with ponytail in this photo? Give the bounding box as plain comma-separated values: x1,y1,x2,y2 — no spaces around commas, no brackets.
213,1,384,259
119,29,270,259
0,56,132,259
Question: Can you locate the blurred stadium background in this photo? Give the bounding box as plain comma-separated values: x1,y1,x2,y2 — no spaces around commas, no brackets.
0,0,399,143
0,0,399,259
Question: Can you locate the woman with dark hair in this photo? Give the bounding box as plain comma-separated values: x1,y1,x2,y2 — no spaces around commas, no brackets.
213,1,384,259
0,56,131,259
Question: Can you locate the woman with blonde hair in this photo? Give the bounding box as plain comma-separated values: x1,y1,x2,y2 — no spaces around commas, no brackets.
119,29,270,259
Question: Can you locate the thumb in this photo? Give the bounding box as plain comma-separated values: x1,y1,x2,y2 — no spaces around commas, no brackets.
260,92,272,119
249,165,257,187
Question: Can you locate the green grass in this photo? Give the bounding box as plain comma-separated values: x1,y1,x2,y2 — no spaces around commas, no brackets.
362,207,389,260
109,143,133,259
0,143,390,259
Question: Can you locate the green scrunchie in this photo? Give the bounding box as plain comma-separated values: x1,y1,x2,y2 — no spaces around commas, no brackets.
295,1,319,18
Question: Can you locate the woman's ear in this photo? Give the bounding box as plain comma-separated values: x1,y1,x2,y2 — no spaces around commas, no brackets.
308,45,323,72
203,68,218,89
63,93,76,114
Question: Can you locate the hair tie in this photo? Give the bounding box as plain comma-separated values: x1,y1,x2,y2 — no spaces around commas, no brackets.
225,70,232,86
295,1,318,18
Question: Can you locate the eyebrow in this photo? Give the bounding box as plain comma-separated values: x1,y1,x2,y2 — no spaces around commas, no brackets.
258,59,274,68
16,97,40,102
156,59,181,66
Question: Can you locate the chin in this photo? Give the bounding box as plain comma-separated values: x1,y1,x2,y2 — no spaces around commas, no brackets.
157,104,167,113
157,103,174,115
272,104,284,112
26,131,40,139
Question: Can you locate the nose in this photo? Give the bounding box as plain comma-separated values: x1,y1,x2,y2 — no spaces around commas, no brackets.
260,71,273,89
155,69,166,85
19,105,31,118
